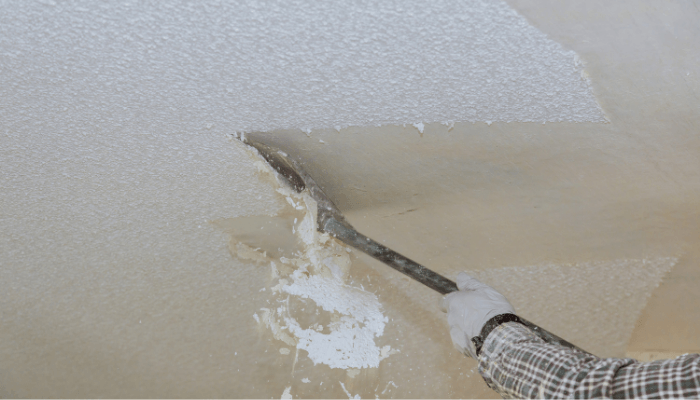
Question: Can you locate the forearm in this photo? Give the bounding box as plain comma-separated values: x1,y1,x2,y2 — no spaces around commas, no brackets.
478,322,700,399
478,322,636,399
442,272,700,398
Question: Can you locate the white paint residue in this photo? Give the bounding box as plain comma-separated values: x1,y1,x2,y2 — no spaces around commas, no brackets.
282,272,388,369
301,378,310,383
381,381,398,395
378,345,399,361
412,123,425,134
237,148,395,370
339,381,361,399
281,386,292,399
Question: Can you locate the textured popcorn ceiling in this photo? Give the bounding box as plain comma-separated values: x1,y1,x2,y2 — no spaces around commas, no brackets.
1,0,700,398
0,0,604,137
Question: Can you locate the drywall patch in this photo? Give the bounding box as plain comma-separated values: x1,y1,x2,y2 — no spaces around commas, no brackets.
465,257,677,356
2,0,605,137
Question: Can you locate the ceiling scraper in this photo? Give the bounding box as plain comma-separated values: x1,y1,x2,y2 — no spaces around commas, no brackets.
241,136,589,355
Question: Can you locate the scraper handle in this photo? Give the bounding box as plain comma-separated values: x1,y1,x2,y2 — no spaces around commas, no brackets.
324,217,459,294
324,217,591,355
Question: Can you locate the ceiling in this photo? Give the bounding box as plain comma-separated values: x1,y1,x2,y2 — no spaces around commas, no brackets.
1,0,699,397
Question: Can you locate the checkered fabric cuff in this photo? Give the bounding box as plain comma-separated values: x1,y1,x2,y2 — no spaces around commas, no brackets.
477,322,700,399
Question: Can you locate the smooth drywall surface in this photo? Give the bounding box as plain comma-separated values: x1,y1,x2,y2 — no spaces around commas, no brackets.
0,0,604,138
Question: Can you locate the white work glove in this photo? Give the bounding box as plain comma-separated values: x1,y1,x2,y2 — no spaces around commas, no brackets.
441,272,515,359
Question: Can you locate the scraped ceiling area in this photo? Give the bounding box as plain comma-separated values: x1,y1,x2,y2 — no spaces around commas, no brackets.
2,0,700,398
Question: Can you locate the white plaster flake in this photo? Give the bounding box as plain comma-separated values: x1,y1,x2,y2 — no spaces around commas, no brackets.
237,148,394,370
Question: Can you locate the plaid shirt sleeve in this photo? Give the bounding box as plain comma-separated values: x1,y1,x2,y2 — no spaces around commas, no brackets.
478,322,700,399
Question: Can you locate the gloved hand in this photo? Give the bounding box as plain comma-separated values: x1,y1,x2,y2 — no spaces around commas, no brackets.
441,272,515,359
